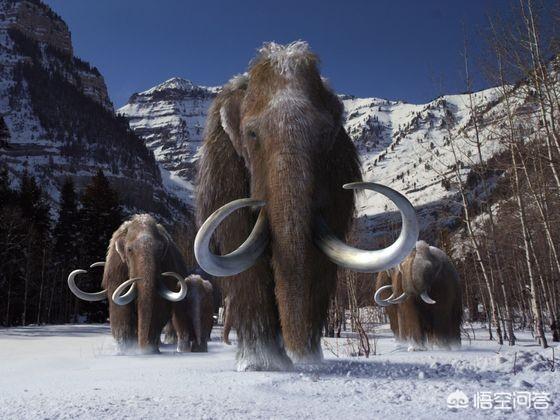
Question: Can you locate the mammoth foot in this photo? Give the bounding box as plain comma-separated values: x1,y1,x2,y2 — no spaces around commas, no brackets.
236,343,293,372
114,339,137,355
287,345,324,365
407,344,427,352
176,339,191,353
191,341,208,353
138,344,160,355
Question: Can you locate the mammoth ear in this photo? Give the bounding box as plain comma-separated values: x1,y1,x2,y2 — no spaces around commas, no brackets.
102,225,129,291
156,223,172,259
115,238,126,263
212,75,247,155
197,76,251,256
219,99,242,152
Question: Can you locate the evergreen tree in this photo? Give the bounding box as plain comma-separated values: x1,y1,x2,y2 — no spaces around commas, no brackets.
52,178,80,323
53,178,79,265
0,164,12,203
78,170,123,322
16,170,51,325
0,116,9,148
0,164,24,325
80,169,123,261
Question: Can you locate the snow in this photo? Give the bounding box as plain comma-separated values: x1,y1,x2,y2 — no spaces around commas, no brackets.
1,324,558,419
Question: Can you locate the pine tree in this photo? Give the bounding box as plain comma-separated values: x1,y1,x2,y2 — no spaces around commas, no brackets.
78,170,123,322
53,178,79,265
0,164,12,203
17,170,51,325
52,178,80,323
0,116,9,148
0,164,24,325
80,169,123,261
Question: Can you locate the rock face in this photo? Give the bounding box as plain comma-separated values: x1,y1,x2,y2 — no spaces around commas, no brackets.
119,77,218,203
0,0,188,222
1,0,112,110
2,0,73,55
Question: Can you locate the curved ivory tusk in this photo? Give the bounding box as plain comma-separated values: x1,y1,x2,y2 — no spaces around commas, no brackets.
374,285,395,307
194,198,269,277
160,272,188,302
89,261,105,269
67,263,107,302
111,278,141,306
314,182,419,273
388,292,408,304
420,291,436,304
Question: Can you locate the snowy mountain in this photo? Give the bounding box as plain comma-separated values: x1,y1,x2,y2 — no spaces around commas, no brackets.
119,76,513,243
0,0,189,222
118,77,218,203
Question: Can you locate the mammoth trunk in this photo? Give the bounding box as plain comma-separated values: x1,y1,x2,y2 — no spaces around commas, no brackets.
266,151,316,359
134,262,160,353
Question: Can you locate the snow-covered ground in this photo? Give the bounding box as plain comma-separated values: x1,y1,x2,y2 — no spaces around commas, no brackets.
0,324,558,419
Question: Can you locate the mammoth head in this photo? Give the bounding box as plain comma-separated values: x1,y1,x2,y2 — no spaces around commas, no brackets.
374,241,438,307
195,42,419,278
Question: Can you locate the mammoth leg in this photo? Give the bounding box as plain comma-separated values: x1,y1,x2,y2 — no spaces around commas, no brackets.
398,300,426,350
223,296,233,345
108,298,137,353
171,302,191,352
228,261,292,371
386,305,399,336
300,252,337,362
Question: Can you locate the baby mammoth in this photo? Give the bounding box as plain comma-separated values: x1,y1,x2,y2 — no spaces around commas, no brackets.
163,274,214,352
68,214,212,353
374,241,462,349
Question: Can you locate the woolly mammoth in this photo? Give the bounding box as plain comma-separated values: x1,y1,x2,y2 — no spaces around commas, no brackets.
195,41,419,371
374,241,463,349
163,274,214,352
68,214,210,353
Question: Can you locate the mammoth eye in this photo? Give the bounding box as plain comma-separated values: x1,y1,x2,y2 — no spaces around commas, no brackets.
248,130,257,140
127,247,133,253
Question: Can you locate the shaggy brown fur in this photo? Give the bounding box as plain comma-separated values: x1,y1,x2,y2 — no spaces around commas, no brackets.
102,214,212,353
196,42,361,369
375,241,463,348
172,274,214,352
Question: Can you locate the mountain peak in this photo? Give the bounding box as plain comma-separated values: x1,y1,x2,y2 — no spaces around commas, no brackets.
146,77,195,94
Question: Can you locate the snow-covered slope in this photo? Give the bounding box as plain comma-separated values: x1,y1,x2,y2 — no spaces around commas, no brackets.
118,77,218,203
0,324,557,419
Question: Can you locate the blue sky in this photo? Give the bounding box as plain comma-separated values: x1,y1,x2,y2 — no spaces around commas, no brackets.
44,0,509,108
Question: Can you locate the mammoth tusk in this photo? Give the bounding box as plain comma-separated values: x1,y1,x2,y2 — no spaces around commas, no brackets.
159,272,188,302
420,291,436,304
194,198,269,277
374,285,395,307
314,182,419,273
111,278,141,306
388,292,408,304
67,262,107,302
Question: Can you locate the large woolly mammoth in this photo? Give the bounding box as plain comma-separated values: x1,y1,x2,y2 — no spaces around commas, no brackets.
195,42,418,371
374,241,462,349
68,214,212,353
